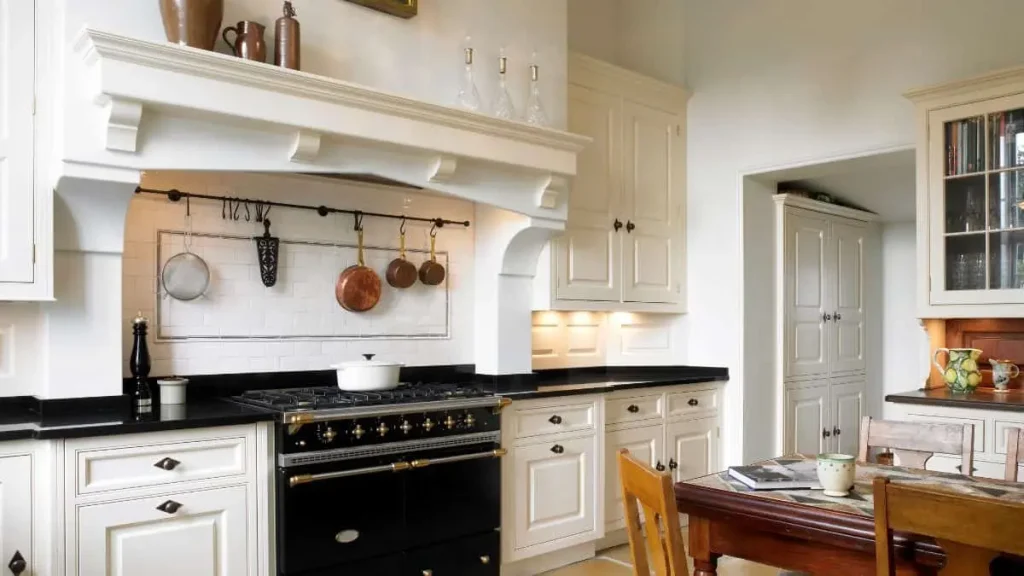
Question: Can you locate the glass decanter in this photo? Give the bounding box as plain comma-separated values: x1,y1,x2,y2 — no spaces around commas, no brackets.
525,63,549,126
455,36,481,112
492,48,516,120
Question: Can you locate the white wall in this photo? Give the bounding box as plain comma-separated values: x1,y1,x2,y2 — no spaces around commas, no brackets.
567,0,685,87
686,0,1024,464
881,223,929,417
531,311,688,370
123,171,474,377
62,0,567,128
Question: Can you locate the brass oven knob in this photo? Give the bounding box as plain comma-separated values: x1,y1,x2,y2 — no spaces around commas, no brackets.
377,422,390,437
480,555,490,564
318,425,337,443
422,418,435,432
422,571,432,576
400,420,413,434
444,415,456,430
464,413,476,428
352,424,365,439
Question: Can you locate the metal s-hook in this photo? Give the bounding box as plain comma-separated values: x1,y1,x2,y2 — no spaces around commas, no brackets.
185,194,191,217
232,199,242,221
429,221,438,238
353,211,364,232
244,201,251,222
399,216,407,235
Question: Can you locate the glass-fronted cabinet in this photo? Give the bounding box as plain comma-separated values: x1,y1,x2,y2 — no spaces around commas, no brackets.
926,94,1024,308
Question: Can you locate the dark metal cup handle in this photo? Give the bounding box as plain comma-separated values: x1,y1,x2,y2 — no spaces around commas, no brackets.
156,500,183,514
687,398,699,407
222,26,239,54
550,444,564,454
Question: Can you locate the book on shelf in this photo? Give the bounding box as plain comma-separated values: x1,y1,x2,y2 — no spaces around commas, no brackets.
946,117,987,176
727,460,822,491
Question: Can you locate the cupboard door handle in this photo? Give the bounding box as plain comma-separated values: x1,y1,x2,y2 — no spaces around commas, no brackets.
822,312,832,322
154,457,180,470
156,500,182,514
656,461,666,471
668,458,678,470
625,220,635,233
687,398,699,407
7,551,25,576
823,428,831,438
548,414,562,424
613,218,623,232
551,444,564,454
627,404,640,413
834,312,842,321
833,426,840,436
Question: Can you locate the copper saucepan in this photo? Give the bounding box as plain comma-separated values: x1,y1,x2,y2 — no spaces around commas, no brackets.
386,219,417,289
336,225,381,312
419,224,446,286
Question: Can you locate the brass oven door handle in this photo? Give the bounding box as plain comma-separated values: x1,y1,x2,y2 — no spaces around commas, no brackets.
288,448,507,487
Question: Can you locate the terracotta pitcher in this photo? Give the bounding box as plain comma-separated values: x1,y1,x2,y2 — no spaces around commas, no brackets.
159,0,224,50
223,21,267,62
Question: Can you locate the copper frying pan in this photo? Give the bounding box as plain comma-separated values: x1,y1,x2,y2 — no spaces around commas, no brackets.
336,226,381,312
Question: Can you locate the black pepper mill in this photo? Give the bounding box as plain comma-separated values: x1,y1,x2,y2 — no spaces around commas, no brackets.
129,313,153,414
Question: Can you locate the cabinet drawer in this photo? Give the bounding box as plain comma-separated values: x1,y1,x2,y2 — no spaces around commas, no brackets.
666,388,718,418
513,401,596,439
926,454,1004,480
71,432,249,496
994,419,1024,455
606,394,663,425
905,413,985,454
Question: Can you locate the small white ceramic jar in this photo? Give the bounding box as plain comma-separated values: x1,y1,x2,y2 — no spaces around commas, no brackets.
157,377,189,405
816,453,856,497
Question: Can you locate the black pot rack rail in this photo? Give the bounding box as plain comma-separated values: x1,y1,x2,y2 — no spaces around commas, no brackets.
133,186,471,231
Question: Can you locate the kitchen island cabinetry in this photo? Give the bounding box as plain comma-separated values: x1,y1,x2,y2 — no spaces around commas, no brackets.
0,441,49,576
500,382,722,574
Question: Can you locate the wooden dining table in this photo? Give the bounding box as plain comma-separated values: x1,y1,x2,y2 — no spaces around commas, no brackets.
674,454,1024,575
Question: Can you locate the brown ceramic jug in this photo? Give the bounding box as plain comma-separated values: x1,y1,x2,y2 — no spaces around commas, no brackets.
159,0,224,50
223,21,267,62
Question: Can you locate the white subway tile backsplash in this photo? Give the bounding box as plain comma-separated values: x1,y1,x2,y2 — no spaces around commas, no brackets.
122,171,475,376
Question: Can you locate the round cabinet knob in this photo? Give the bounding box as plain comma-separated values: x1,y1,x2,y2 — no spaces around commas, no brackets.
687,398,699,407
422,418,435,432
656,461,666,471
669,459,678,470
153,457,180,470
444,415,456,430
352,424,366,439
627,404,640,413
464,413,476,428
7,551,26,576
548,414,563,424
613,218,623,232
625,220,635,233
480,555,491,565
551,444,564,454
377,422,390,437
400,420,413,434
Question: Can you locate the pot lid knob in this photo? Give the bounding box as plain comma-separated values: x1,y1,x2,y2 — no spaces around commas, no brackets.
362,353,375,361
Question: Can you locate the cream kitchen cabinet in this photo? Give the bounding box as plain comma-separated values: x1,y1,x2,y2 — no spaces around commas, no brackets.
784,378,864,456
907,66,1024,317
603,424,662,531
62,424,270,576
536,54,688,312
665,417,718,483
0,440,49,576
0,0,52,299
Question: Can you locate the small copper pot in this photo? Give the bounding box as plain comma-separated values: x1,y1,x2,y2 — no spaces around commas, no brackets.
418,229,446,286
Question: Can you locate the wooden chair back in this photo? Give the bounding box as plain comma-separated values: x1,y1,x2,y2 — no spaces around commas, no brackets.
857,416,974,475
617,448,689,576
873,477,1024,576
1004,427,1024,482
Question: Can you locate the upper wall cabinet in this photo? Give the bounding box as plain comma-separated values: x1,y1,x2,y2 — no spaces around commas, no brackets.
908,66,1024,317
0,0,50,301
535,54,689,313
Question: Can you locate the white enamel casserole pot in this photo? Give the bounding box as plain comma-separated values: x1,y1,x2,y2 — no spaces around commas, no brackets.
331,354,403,391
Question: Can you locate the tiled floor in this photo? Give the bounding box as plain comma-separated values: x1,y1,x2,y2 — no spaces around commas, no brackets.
542,542,779,576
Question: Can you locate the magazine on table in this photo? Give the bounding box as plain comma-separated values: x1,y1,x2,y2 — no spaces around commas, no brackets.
727,459,822,490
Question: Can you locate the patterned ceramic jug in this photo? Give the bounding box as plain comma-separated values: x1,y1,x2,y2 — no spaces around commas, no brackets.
933,348,983,393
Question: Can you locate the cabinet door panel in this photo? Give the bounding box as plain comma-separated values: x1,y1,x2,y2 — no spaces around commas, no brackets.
604,424,662,530
0,456,31,576
512,435,597,550
830,221,866,374
557,84,620,301
785,384,830,455
666,418,717,482
77,486,250,576
622,100,683,304
785,211,830,378
830,379,864,456
0,0,34,283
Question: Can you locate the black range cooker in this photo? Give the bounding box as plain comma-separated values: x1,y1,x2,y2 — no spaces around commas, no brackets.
233,383,506,576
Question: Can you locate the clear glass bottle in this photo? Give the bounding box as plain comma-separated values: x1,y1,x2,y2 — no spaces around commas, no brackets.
492,48,516,120
455,36,481,112
525,62,548,126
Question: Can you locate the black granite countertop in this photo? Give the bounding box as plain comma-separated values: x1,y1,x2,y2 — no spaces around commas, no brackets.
0,398,275,441
886,388,1024,412
495,366,728,400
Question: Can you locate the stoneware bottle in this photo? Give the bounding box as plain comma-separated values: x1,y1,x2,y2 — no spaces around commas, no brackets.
274,1,301,70
159,0,224,51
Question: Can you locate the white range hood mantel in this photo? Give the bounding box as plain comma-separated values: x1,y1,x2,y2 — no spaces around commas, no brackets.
70,27,589,220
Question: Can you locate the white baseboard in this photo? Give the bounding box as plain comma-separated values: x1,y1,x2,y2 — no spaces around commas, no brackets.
500,542,596,576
